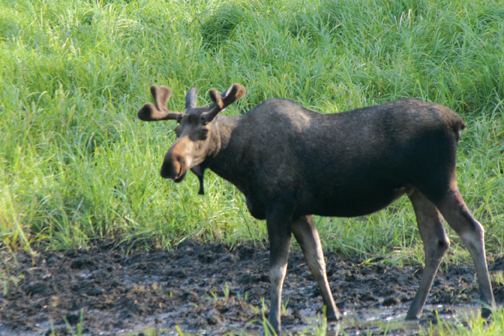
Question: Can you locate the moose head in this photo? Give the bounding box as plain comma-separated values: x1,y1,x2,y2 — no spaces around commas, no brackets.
138,84,246,194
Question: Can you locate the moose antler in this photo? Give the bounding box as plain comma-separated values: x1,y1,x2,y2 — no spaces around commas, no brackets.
201,84,246,124
138,85,183,121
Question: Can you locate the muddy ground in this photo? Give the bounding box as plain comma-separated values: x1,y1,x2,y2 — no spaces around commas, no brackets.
1,240,503,336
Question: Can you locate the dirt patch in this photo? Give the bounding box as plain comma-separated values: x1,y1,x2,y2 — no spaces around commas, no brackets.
1,240,503,335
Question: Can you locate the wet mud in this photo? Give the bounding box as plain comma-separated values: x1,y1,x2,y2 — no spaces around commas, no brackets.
1,240,503,335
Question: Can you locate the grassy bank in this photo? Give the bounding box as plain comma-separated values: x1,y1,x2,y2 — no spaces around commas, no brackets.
1,0,503,259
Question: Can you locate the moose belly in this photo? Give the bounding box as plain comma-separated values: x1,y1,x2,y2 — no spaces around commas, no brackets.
303,186,409,218
243,183,409,220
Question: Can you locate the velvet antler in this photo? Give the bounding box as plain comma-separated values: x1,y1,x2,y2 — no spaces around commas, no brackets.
201,84,246,124
138,85,183,122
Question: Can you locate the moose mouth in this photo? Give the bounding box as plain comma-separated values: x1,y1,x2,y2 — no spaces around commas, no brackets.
173,172,186,183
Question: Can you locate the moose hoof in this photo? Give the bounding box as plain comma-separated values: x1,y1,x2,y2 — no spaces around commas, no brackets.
326,310,342,322
481,307,493,319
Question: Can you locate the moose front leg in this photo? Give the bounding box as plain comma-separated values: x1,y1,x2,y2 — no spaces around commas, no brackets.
291,215,341,321
266,207,293,334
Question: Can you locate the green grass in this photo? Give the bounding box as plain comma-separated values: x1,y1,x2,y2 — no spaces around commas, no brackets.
0,0,503,269
422,308,504,336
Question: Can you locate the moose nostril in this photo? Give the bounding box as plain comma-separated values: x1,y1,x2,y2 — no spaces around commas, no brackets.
175,155,185,171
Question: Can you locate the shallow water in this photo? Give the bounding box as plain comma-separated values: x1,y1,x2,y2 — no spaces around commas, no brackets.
326,304,478,335
129,304,480,335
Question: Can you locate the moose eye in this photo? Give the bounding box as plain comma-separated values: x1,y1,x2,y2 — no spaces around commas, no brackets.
199,128,208,140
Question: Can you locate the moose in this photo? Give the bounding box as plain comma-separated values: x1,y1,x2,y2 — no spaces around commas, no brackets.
137,83,496,333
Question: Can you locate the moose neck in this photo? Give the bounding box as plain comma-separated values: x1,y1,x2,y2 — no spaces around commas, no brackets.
208,114,240,153
204,114,245,186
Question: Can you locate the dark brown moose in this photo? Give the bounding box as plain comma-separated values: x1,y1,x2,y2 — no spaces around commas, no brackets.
138,84,496,334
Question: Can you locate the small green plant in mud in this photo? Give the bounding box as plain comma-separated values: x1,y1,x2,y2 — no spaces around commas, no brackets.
236,290,249,302
491,269,504,286
207,290,219,301
295,308,331,336
0,268,22,296
223,281,231,303
47,309,85,336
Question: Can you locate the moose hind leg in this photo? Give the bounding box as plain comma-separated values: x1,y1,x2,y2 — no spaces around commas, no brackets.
406,190,450,320
291,215,341,321
436,186,496,318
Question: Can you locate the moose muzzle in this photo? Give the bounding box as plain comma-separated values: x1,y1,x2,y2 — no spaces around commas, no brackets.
160,137,194,182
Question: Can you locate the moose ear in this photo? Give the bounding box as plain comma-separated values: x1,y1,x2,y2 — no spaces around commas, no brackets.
185,86,198,109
